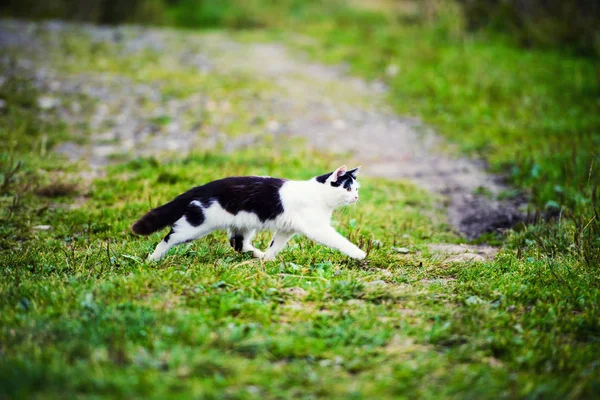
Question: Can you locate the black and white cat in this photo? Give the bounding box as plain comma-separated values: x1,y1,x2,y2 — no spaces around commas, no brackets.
132,165,366,261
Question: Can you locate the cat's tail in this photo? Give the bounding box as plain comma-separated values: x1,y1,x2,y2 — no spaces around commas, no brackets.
132,191,195,235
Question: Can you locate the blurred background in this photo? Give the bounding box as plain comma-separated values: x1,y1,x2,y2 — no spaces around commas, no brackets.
1,4,599,397
1,0,599,57
1,0,599,216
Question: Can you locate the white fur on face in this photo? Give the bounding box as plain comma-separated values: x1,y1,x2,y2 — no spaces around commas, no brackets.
323,178,360,207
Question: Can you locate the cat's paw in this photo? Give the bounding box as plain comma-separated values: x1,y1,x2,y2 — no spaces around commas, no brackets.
349,249,366,260
147,253,161,262
252,249,266,259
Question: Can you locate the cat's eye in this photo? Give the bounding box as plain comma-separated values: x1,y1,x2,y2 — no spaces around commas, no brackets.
346,187,352,192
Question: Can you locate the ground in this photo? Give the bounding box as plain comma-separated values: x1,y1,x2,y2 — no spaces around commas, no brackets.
0,19,598,399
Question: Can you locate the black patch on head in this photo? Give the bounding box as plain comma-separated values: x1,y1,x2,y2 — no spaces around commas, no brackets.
347,167,359,178
315,171,355,189
269,240,275,248
164,228,174,243
229,234,244,252
339,176,355,190
185,177,286,223
185,203,205,226
316,172,333,184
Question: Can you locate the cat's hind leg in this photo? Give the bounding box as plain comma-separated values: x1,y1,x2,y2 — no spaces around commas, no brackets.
229,229,264,258
149,203,214,261
228,230,245,253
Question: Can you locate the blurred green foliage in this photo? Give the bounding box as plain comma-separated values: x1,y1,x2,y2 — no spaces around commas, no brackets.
0,0,167,24
458,0,600,57
2,0,598,57
1,4,599,397
2,0,598,224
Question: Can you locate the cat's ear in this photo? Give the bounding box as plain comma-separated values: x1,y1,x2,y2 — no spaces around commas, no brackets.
347,166,361,178
330,165,347,182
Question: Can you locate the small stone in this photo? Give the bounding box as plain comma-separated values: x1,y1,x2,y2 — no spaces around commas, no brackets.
392,247,411,254
176,365,191,378
366,280,386,287
54,142,86,162
33,225,51,230
332,119,346,130
375,268,392,277
266,119,280,132
386,64,399,77
49,80,61,91
206,100,217,111
488,357,503,368
446,253,486,263
246,386,260,395
37,96,60,110
347,299,365,306
0,99,6,109
428,244,498,262
219,101,231,111
284,301,303,310
284,287,307,297
465,295,486,306
165,122,179,134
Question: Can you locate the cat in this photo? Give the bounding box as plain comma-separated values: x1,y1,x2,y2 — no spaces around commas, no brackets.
132,165,366,262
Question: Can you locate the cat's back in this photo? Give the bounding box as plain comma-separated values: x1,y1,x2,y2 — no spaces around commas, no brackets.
190,176,287,222
200,176,286,197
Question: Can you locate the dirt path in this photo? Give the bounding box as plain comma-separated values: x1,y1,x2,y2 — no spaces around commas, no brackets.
0,19,524,239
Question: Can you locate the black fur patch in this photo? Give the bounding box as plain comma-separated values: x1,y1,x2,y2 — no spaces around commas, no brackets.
185,203,205,226
133,186,213,235
339,176,355,190
315,172,333,184
133,177,285,235
186,177,286,223
229,234,244,252
164,228,174,243
347,167,359,178
315,171,355,189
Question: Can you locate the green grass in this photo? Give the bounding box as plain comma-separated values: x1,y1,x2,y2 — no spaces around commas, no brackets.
2,146,599,397
1,3,600,397
1,79,599,397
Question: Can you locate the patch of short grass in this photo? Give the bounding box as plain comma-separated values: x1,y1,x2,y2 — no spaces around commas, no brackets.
1,9,599,398
2,136,599,397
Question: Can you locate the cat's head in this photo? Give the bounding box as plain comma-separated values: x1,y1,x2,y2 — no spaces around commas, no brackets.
315,165,361,206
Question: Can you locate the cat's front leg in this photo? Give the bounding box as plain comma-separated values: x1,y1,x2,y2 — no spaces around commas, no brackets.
303,226,366,260
262,231,294,260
